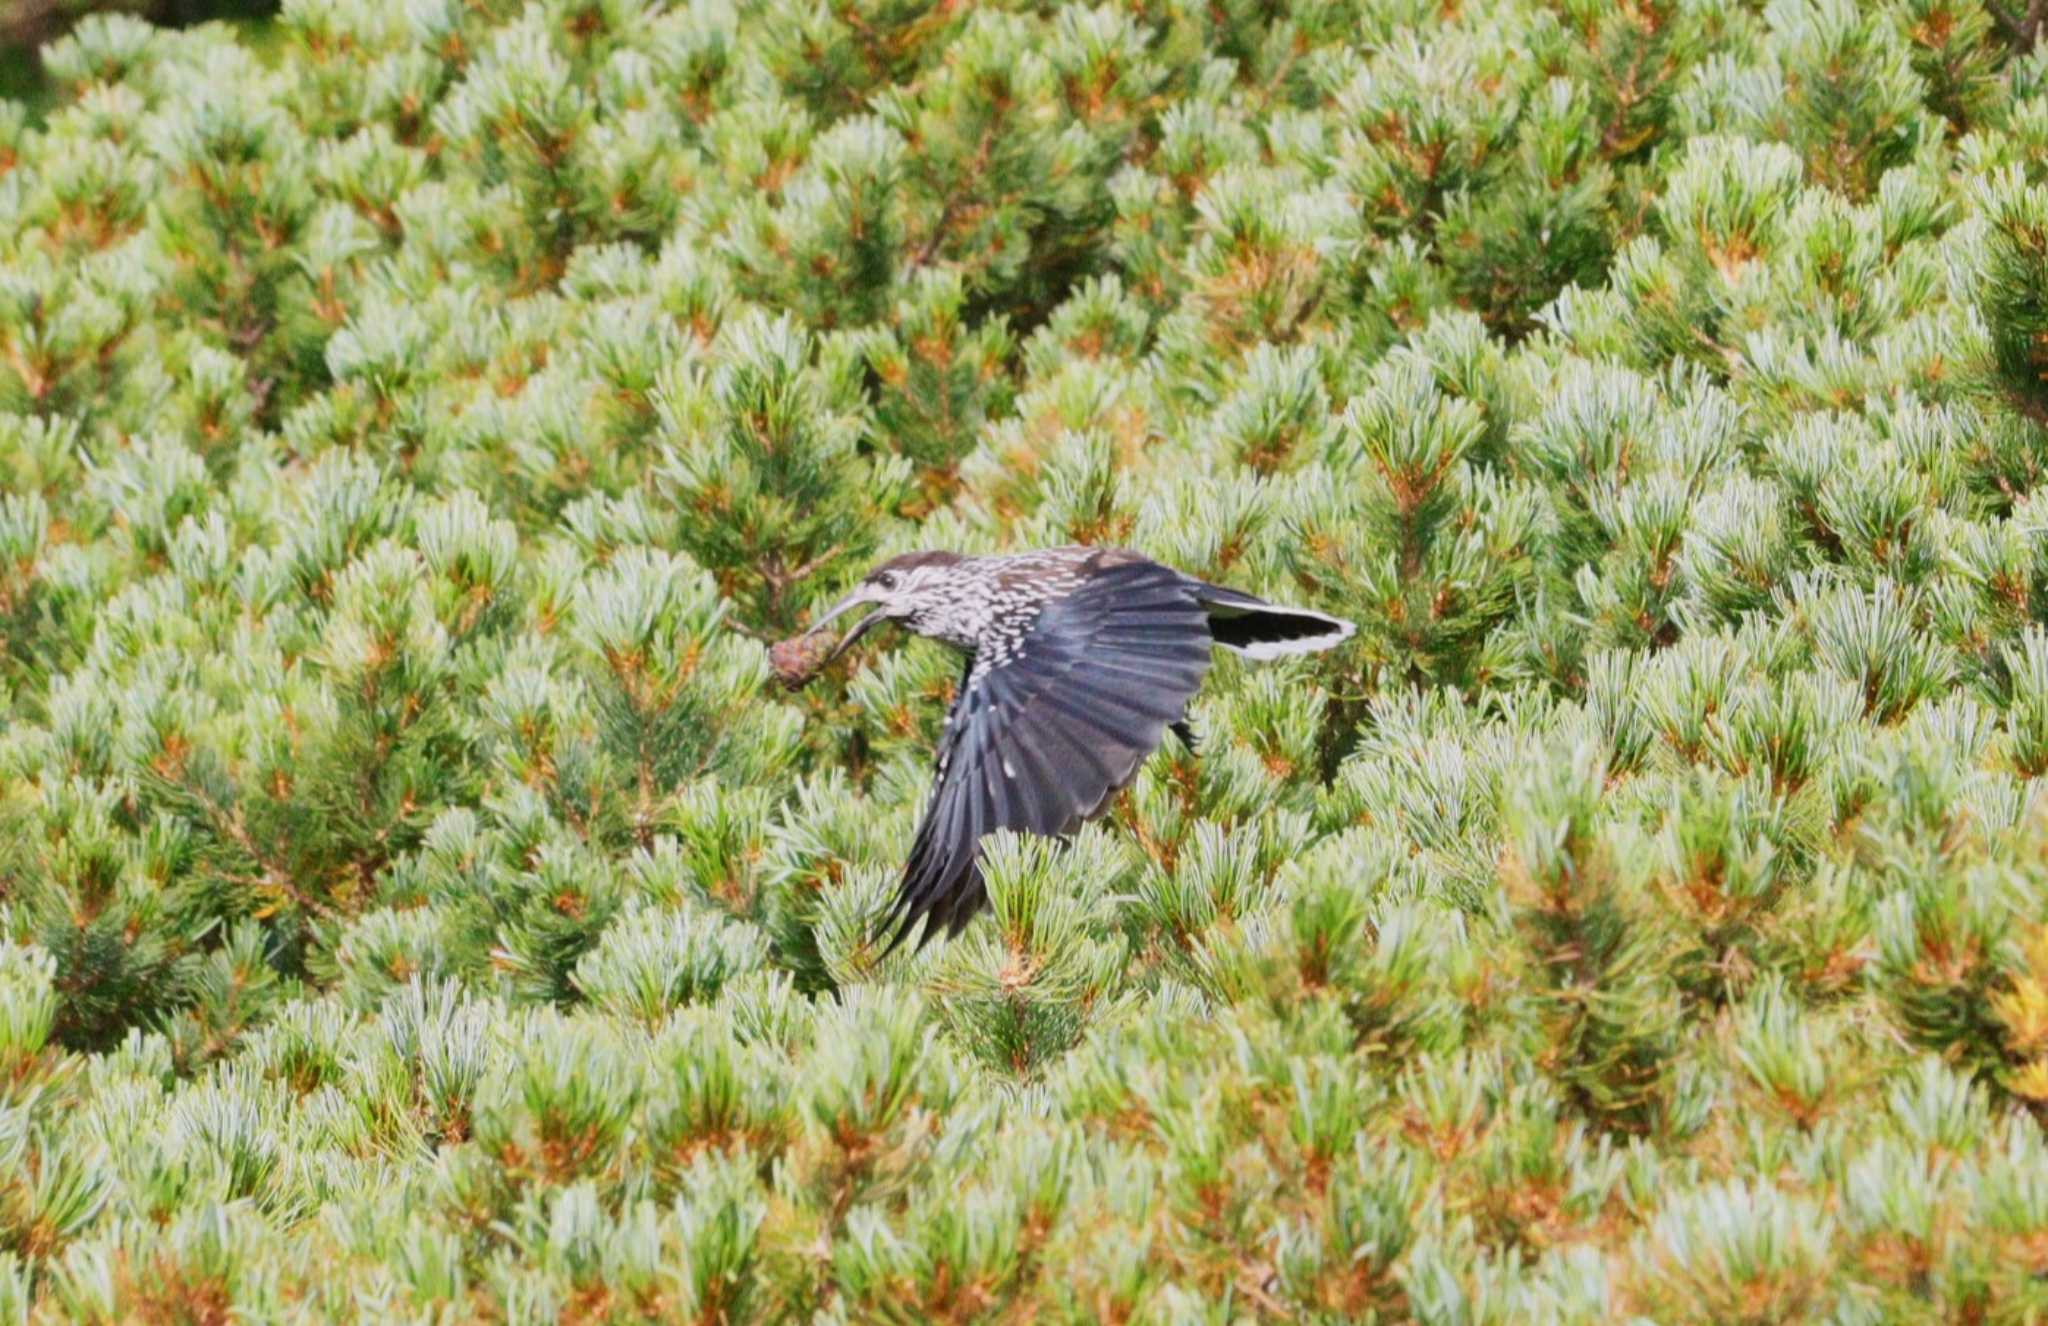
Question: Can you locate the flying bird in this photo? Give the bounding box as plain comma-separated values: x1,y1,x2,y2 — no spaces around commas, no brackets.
797,547,1354,950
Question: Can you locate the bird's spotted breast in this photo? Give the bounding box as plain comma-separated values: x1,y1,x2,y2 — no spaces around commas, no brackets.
908,549,1095,656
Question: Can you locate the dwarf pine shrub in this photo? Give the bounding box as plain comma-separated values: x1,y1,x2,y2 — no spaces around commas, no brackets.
1,0,2047,1319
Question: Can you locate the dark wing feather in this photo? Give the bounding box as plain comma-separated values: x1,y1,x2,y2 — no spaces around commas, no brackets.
884,560,1213,951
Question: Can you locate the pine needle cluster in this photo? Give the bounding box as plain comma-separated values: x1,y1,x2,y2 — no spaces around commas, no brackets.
1,0,2048,1319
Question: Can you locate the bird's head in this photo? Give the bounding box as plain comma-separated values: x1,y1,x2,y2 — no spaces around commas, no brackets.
802,550,965,661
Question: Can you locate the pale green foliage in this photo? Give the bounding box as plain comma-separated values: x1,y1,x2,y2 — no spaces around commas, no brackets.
1,0,2048,1319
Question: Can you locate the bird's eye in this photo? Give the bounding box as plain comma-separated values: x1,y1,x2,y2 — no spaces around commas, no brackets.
874,571,898,590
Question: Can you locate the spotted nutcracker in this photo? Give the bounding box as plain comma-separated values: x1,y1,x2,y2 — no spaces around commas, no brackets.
795,546,1355,950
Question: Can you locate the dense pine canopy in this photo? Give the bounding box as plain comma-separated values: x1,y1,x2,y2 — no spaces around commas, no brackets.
2,0,2048,1319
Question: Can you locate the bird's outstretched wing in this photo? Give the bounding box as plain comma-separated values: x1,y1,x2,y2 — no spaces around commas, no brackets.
883,557,1214,950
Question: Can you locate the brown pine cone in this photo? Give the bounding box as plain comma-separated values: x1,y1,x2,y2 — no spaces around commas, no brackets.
769,632,836,691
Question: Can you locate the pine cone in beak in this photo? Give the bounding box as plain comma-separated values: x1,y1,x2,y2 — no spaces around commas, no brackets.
770,631,837,691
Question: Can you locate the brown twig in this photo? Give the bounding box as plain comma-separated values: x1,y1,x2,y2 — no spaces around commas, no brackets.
1988,0,2048,46
910,125,997,270
184,780,338,922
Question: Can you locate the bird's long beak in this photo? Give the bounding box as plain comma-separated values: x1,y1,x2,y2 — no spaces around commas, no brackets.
803,589,887,663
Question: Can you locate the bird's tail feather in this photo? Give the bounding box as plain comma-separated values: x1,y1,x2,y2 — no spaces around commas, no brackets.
1197,588,1354,660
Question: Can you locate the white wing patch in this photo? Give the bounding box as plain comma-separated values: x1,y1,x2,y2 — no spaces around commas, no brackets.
1214,610,1355,659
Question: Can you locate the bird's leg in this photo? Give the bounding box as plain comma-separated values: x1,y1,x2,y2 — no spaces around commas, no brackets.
1171,717,1198,754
